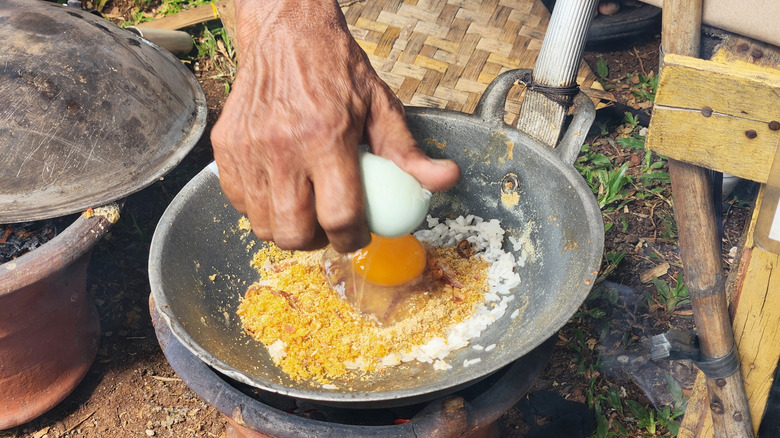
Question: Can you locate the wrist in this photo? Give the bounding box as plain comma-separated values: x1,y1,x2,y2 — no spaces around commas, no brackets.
233,0,351,60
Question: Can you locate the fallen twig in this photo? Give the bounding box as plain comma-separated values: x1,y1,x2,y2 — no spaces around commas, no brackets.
65,411,95,434
632,47,647,76
150,375,182,382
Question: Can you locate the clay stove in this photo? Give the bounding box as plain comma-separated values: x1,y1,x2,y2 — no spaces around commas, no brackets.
151,298,551,438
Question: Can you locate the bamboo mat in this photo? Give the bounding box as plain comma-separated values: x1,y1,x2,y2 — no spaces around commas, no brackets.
340,0,603,126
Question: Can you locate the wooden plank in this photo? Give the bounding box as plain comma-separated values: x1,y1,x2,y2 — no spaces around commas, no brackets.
678,187,780,437
678,375,711,438
215,0,236,45
729,192,780,436
653,54,780,121
736,257,780,423
646,53,780,184
646,108,780,183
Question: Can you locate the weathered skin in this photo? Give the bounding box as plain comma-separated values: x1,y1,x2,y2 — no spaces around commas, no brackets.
210,0,460,252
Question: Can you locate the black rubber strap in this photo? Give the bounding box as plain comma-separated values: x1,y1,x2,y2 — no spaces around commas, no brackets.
518,73,580,108
695,348,741,380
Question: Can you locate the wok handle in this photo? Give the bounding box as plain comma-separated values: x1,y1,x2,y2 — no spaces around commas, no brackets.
555,92,596,166
472,69,532,126
472,69,596,166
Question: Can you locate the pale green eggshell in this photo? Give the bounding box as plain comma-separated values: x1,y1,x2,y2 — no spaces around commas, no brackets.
359,152,431,237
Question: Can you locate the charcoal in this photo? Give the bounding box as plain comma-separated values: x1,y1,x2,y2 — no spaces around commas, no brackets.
0,216,75,264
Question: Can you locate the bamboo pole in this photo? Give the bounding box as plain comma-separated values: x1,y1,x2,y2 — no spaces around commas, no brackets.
662,1,753,436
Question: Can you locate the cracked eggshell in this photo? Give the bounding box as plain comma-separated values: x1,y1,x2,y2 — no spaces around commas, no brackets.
359,152,431,237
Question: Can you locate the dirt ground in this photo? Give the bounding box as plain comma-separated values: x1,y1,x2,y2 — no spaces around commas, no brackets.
1,4,757,438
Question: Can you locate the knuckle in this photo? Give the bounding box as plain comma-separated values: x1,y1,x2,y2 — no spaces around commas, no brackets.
299,116,348,141
219,186,246,213
248,217,272,242
253,229,273,243
260,124,288,147
273,228,316,250
318,210,363,236
303,102,367,139
210,123,230,150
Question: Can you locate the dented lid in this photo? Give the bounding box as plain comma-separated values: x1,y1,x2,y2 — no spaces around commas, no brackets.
0,0,207,222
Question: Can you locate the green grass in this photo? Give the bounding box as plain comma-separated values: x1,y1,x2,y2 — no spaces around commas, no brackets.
628,72,659,103
118,0,212,24
575,145,634,212
577,111,672,215
596,251,626,282
566,304,688,438
657,210,678,239
570,281,691,438
621,376,686,437
572,92,687,436
113,0,238,91
195,24,237,91
595,57,609,79
576,149,634,212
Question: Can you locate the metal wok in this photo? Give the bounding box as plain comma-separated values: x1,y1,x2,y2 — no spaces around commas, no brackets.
149,69,604,408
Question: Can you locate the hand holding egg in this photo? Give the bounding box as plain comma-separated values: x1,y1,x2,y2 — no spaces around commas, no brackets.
211,0,457,253
321,153,443,323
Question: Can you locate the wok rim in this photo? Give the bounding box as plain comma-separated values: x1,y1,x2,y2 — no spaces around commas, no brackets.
149,109,604,406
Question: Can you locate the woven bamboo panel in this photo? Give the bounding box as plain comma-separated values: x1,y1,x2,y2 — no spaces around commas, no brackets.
340,0,602,126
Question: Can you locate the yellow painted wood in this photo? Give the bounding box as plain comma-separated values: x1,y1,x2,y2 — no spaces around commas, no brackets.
678,374,710,438
678,187,780,437
654,54,780,118
646,53,780,183
646,108,780,183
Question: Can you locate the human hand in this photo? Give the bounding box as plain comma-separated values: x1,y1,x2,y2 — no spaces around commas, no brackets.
211,0,460,252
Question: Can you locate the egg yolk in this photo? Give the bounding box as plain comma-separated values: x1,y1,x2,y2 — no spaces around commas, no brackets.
351,234,427,286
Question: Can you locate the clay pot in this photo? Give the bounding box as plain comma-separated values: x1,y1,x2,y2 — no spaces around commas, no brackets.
0,211,115,429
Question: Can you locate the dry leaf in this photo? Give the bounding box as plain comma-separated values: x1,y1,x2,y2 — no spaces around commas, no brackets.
32,427,49,438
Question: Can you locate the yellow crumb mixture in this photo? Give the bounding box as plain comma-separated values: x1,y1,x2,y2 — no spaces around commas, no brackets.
237,243,489,384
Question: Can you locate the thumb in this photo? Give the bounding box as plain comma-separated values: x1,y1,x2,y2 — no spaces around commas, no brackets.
366,90,460,192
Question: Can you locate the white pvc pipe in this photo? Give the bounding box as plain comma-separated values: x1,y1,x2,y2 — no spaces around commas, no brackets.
533,0,598,87
127,26,194,57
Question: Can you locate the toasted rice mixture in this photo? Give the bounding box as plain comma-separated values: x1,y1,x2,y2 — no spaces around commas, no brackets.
237,215,523,385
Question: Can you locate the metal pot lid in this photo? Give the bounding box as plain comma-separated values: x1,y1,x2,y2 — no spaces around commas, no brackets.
0,0,207,222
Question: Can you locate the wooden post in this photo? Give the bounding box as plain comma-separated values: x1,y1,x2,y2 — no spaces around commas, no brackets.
661,1,753,436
